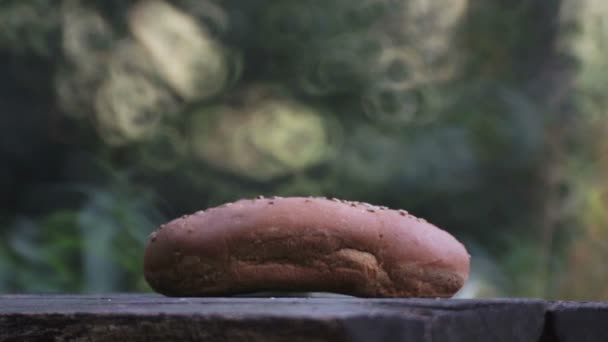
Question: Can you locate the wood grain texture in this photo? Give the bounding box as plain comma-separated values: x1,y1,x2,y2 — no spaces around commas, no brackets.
0,294,568,342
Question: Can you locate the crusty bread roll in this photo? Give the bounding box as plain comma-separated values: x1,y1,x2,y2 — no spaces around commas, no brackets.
144,197,470,298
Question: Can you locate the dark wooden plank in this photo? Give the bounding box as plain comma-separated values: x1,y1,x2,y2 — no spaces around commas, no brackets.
544,301,608,342
0,295,546,342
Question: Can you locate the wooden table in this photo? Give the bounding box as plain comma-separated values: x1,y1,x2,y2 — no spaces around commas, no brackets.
0,295,606,341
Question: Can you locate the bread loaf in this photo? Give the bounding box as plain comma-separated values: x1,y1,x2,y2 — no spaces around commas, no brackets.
144,197,470,297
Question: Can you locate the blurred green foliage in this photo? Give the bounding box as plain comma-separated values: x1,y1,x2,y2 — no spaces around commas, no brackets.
0,0,606,299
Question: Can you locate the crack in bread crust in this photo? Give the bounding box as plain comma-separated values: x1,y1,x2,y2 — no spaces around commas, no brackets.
145,244,464,297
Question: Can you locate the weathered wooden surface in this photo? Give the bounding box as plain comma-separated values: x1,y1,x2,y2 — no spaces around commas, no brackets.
542,301,608,342
0,295,604,342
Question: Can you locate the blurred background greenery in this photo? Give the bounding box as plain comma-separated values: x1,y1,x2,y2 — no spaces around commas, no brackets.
0,0,606,299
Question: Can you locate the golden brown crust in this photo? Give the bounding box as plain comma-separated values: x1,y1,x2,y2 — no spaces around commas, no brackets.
144,197,470,298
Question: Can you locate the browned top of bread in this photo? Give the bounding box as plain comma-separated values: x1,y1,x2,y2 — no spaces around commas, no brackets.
144,197,470,297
